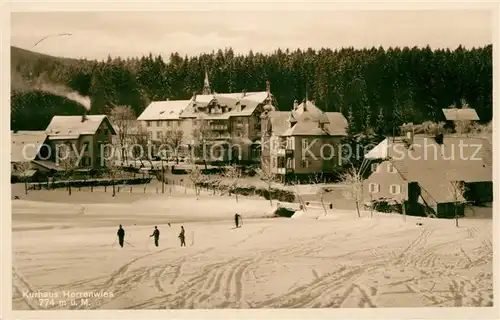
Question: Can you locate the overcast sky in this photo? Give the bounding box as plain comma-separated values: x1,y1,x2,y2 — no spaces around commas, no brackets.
11,10,492,60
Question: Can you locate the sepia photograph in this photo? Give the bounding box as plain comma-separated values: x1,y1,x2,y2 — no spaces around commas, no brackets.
4,2,497,318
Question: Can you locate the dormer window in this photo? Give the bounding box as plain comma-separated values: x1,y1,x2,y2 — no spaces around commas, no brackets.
241,105,246,111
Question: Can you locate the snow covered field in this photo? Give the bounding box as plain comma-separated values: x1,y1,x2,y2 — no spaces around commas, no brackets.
11,187,493,310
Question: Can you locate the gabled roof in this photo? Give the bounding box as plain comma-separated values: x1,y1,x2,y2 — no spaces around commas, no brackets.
292,100,325,119
324,112,348,136
193,94,216,106
442,108,480,121
366,135,492,202
282,120,328,136
266,111,290,136
145,91,273,121
219,91,270,117
11,131,48,162
45,115,115,139
137,100,192,121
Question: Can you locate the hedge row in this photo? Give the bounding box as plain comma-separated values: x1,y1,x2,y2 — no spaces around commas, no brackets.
28,177,152,190
195,180,296,203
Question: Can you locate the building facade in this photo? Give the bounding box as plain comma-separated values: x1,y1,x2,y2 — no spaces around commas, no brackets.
363,134,493,218
37,115,116,170
261,100,348,182
137,73,275,163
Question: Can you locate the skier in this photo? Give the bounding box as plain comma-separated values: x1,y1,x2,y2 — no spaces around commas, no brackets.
178,226,186,247
150,226,160,247
117,224,125,248
234,213,242,228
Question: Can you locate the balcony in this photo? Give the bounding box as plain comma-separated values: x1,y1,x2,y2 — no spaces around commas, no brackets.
211,125,228,131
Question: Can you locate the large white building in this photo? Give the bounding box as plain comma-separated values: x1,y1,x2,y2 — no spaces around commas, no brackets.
137,73,276,163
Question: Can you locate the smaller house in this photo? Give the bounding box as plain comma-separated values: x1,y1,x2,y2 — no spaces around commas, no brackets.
37,114,116,171
261,99,348,182
11,130,50,180
363,134,492,218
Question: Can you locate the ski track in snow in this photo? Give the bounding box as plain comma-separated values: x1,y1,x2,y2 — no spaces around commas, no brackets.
11,200,493,310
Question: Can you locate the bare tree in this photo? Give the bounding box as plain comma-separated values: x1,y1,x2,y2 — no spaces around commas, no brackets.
57,143,79,195
165,128,184,164
13,162,32,195
223,164,242,202
449,181,467,227
208,174,224,196
104,157,122,197
397,193,406,222
188,165,205,196
131,124,154,169
110,106,136,165
340,165,363,218
192,116,213,170
287,179,308,212
309,172,331,216
255,160,275,206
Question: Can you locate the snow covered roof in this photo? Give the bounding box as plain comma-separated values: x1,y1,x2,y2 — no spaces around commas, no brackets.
45,115,115,138
11,131,48,162
137,100,192,121
442,108,480,121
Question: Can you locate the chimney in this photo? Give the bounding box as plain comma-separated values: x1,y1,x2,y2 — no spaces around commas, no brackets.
166,98,170,101
192,91,197,100
81,113,87,122
293,100,299,110
303,99,307,111
241,89,247,98
266,80,270,94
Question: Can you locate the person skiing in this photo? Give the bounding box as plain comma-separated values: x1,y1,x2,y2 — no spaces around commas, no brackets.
234,213,242,228
117,224,125,248
178,226,186,247
150,226,160,247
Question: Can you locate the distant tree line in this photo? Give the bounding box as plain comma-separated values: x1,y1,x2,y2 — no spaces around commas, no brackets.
11,45,492,135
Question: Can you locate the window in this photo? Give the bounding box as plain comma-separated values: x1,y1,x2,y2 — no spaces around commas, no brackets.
300,158,308,168
148,132,153,139
81,156,91,167
156,131,163,139
390,184,401,195
302,138,308,150
371,163,380,173
387,163,397,173
156,121,161,127
146,121,152,127
82,141,89,152
104,129,109,135
272,157,277,168
277,157,285,168
369,183,380,193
